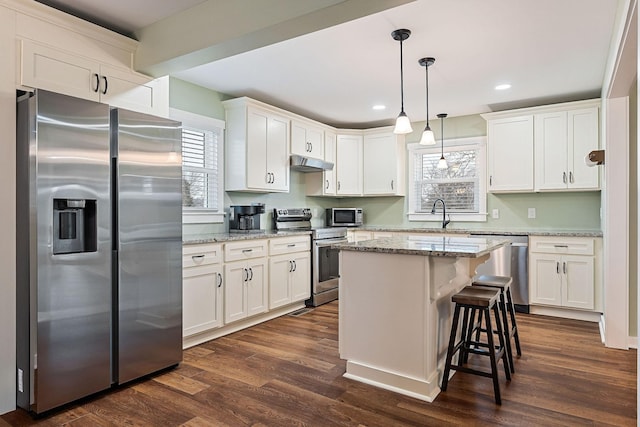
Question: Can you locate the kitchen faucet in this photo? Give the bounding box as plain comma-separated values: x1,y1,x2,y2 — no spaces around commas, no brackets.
431,198,450,229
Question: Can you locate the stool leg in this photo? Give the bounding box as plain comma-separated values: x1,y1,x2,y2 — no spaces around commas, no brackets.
493,304,511,382
499,292,515,373
462,307,477,365
442,304,461,391
483,307,501,405
506,288,522,356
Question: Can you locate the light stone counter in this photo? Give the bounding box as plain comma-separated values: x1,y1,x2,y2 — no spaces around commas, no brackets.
183,230,311,244
337,235,506,402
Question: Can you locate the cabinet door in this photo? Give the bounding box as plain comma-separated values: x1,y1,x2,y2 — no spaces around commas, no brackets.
21,40,100,102
290,252,311,302
562,255,595,309
535,112,568,190
100,66,168,117
568,107,599,190
530,253,562,306
323,131,337,195
363,132,397,195
246,259,268,317
266,114,290,192
183,266,223,336
224,261,248,323
487,116,534,192
291,121,323,160
336,134,362,195
246,107,270,190
269,255,292,309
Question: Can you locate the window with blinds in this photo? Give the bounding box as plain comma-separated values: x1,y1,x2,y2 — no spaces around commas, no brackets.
181,126,220,211
413,148,479,213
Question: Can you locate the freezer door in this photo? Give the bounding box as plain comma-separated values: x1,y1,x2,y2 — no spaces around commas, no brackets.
113,108,183,384
19,90,112,413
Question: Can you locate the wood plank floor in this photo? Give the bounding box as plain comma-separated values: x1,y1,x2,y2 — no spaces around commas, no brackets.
2,302,636,426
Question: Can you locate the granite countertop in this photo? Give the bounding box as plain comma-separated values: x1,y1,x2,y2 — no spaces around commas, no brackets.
183,230,311,245
333,235,510,258
353,226,602,238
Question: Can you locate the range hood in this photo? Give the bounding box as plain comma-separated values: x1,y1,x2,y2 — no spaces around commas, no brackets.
290,154,334,172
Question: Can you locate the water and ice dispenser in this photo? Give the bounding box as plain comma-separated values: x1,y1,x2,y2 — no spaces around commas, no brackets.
52,198,97,254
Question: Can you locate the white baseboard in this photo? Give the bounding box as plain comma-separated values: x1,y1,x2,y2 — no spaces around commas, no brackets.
529,305,602,322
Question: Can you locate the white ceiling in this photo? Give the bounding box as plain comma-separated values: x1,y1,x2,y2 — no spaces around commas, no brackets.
39,0,620,129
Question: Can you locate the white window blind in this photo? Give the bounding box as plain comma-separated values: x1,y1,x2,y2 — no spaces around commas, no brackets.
414,148,479,213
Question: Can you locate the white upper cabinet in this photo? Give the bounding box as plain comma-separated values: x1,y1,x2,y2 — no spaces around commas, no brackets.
16,9,168,117
304,129,337,196
291,120,324,160
535,106,599,191
336,133,363,196
224,98,290,193
484,99,600,194
363,129,405,196
485,115,534,192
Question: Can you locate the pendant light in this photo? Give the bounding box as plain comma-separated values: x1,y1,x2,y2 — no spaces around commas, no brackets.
437,113,448,169
418,57,436,145
391,29,413,134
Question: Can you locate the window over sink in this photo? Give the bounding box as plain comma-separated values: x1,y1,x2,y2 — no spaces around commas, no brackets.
408,136,487,222
170,108,225,224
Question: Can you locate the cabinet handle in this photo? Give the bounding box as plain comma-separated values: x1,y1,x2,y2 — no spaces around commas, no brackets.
325,179,329,190
293,260,297,271
101,76,108,95
242,249,253,253
391,180,394,190
93,73,100,93
563,261,567,275
337,181,341,191
287,243,296,247
289,260,293,272
191,254,205,261
562,172,567,184
269,172,275,184
249,267,253,281
569,171,574,183
554,244,569,248
309,142,313,152
217,273,223,288
556,261,560,274
243,268,248,282
489,175,493,186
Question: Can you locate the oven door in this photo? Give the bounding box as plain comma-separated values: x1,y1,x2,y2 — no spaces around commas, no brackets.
313,237,348,294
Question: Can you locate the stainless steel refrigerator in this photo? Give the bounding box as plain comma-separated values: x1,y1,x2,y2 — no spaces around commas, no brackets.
16,89,183,414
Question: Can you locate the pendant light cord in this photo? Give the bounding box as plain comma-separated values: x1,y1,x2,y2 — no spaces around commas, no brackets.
425,61,429,125
399,38,405,112
441,115,444,157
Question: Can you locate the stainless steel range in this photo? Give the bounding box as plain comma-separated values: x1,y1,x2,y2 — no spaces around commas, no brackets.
273,208,347,306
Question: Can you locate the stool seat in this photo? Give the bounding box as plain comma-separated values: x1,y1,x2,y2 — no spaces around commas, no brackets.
473,274,512,289
452,286,500,307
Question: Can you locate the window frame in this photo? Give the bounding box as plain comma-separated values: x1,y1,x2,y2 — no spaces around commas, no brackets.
407,136,488,222
170,108,225,224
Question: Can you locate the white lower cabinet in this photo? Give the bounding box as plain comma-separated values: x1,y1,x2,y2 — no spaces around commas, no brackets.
268,235,311,309
182,244,224,337
223,239,269,324
529,236,600,311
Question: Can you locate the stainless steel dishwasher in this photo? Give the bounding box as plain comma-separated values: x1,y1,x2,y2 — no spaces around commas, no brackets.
471,234,529,313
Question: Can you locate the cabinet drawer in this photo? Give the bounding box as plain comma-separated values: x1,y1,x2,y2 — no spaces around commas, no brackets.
224,239,268,262
269,235,311,256
530,236,594,255
183,243,222,269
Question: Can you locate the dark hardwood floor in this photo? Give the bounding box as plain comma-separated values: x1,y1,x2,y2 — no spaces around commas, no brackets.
2,301,637,426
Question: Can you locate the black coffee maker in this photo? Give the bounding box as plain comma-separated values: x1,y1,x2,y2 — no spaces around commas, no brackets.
229,203,266,233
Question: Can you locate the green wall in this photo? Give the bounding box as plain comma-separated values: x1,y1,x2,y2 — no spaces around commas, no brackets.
170,77,602,236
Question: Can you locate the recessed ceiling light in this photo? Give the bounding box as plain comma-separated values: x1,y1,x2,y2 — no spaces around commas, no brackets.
495,83,511,91
372,104,386,110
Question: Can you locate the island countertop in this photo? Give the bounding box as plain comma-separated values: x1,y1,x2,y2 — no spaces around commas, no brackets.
333,235,510,258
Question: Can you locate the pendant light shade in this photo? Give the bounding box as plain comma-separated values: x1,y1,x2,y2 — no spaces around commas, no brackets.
392,29,413,135
419,57,436,145
437,113,448,169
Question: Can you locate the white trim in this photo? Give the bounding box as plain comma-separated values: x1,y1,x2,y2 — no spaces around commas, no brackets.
529,305,602,323
628,336,638,349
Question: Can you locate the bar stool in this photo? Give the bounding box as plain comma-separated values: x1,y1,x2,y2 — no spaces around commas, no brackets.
472,275,522,373
441,286,511,405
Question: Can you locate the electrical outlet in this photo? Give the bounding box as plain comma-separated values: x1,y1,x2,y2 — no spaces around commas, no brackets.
492,208,500,219
528,207,536,219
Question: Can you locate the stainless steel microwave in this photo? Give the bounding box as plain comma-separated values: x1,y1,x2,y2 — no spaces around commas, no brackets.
326,208,363,227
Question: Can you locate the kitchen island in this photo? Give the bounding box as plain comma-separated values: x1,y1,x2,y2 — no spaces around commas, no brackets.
334,235,509,402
